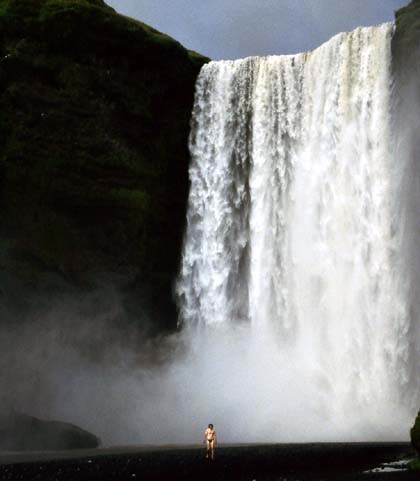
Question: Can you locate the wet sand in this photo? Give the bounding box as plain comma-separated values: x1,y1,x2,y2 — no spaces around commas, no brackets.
0,442,418,481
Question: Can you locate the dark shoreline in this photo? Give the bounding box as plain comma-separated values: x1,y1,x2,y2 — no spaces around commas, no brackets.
0,442,418,481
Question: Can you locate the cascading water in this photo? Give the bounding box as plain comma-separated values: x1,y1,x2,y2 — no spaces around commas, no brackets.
177,23,420,441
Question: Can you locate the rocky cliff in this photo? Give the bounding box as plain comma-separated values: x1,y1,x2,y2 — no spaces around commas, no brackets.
0,0,209,332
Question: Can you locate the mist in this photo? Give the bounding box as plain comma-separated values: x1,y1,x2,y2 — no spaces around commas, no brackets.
1,312,414,446
392,44,420,400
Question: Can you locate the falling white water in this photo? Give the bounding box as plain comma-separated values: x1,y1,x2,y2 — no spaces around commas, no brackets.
177,23,420,441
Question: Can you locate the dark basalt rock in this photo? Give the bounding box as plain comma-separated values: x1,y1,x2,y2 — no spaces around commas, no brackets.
0,0,209,332
0,410,100,451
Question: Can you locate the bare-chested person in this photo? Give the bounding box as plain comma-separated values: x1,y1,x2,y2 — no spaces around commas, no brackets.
203,423,217,460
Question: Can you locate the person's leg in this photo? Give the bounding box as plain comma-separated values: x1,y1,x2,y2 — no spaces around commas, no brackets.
210,441,215,460
206,440,211,458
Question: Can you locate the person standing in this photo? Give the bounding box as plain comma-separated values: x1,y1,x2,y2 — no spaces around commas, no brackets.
203,423,217,460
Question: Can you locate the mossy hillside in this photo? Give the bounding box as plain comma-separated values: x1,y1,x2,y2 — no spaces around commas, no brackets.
393,0,420,71
394,0,420,48
0,0,209,331
411,411,420,454
0,0,202,64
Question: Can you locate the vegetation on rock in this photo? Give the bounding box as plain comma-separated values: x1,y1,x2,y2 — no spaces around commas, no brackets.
411,411,420,454
394,0,420,48
0,0,209,332
393,0,420,76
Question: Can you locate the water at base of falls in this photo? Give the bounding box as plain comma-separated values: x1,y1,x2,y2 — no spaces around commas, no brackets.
176,23,420,441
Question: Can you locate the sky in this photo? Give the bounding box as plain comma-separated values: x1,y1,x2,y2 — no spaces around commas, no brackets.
105,0,408,60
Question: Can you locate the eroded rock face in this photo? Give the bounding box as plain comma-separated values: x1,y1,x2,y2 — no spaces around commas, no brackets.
0,0,209,332
0,410,100,451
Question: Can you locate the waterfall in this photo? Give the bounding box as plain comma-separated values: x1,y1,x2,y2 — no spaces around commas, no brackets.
177,23,420,441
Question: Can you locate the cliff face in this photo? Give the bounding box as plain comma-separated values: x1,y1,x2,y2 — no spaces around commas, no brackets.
0,0,209,331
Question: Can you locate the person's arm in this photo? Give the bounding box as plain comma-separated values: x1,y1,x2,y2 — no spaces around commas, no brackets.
214,432,217,445
203,429,208,443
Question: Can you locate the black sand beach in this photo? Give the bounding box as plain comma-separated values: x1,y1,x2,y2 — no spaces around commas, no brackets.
0,443,418,481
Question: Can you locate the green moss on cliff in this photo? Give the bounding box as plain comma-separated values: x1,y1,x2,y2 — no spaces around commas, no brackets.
394,0,420,48
0,0,209,331
411,411,420,454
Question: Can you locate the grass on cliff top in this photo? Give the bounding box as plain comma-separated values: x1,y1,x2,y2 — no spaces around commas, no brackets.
40,1,181,48
395,0,420,41
0,0,209,63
